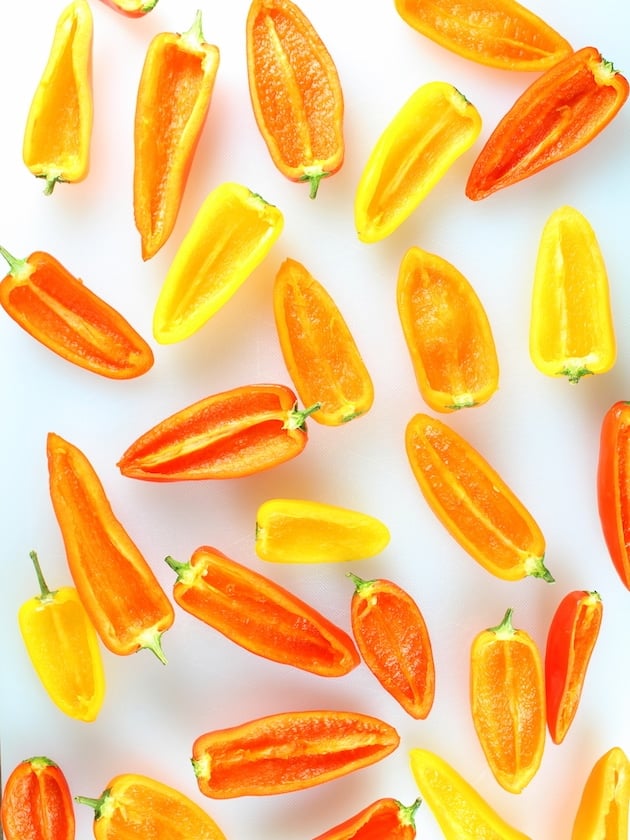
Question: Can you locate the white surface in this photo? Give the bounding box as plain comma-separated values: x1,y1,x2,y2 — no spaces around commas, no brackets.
1,1,629,838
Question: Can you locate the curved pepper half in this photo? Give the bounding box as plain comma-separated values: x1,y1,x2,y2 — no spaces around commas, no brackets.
571,746,630,840
597,400,630,590
312,797,422,840
0,756,75,840
98,0,159,16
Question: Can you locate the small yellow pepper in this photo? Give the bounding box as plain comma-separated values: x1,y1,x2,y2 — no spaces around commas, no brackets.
23,0,93,194
530,205,616,383
571,746,630,840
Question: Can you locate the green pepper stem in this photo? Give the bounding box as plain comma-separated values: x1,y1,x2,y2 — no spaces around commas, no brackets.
0,245,26,275
29,550,56,602
398,797,422,826
182,8,204,47
489,607,516,637
284,402,321,431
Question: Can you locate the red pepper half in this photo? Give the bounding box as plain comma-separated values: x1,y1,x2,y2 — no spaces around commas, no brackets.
0,756,75,840
597,400,630,589
312,797,422,840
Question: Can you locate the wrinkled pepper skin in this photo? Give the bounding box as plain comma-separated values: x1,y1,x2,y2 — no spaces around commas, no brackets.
409,748,532,840
0,756,75,840
394,0,572,71
134,12,220,260
397,246,499,411
76,773,227,840
355,82,481,243
470,608,546,794
0,247,154,379
466,47,629,200
405,413,552,582
348,573,435,720
311,797,422,840
18,551,106,723
192,710,400,798
23,0,93,194
273,258,374,425
545,590,603,745
164,546,360,677
571,746,630,840
47,432,175,662
152,183,283,343
98,0,159,17
255,498,390,563
246,0,344,198
597,401,630,589
530,206,616,384
118,384,318,481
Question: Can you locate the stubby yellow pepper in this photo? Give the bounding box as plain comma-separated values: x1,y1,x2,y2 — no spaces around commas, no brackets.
354,81,481,243
23,0,93,194
153,183,284,343
571,746,630,840
530,205,616,383
18,551,105,722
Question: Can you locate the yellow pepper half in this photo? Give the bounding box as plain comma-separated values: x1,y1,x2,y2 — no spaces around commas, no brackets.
571,746,630,840
18,551,105,722
255,498,390,563
354,81,481,243
530,205,616,383
153,182,284,343
23,0,93,194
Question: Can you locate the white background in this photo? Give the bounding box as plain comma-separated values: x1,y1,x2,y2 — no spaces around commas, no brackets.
1,1,629,838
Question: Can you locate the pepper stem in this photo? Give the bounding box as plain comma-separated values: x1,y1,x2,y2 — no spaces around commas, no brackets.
489,607,516,637
300,168,330,199
136,627,169,665
75,789,113,821
525,554,555,583
29,550,56,602
398,797,422,826
0,244,25,274
346,571,375,593
284,401,321,431
182,8,205,47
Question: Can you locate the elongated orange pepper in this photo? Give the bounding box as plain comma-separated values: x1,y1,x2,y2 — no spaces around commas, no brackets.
192,709,400,798
312,797,422,840
47,432,175,662
598,401,630,590
571,746,630,840
355,81,481,243
0,756,75,840
348,573,435,720
405,413,552,582
134,11,220,260
97,0,159,17
18,550,105,723
530,206,616,384
152,183,284,343
394,0,572,71
466,47,629,200
545,590,603,745
0,246,154,379
23,0,93,194
397,246,499,411
273,258,374,425
246,0,344,198
118,383,318,481
76,773,227,840
164,545,359,677
470,608,546,794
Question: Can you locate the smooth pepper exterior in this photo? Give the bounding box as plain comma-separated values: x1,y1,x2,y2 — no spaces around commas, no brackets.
597,400,630,589
571,746,630,840
311,797,422,840
0,756,76,840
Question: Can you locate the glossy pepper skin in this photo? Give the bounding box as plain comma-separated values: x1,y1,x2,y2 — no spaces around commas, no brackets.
246,0,344,198
409,748,532,840
530,206,616,384
255,498,390,564
348,573,435,720
76,773,227,840
545,590,603,745
355,82,481,243
47,432,175,663
394,0,572,71
466,47,629,200
192,710,400,798
273,258,374,425
118,384,318,481
0,246,153,379
18,551,105,723
98,0,159,17
0,756,75,840
152,183,284,343
134,12,220,260
23,0,93,194
397,246,499,411
597,401,630,589
311,797,422,840
405,413,552,582
571,746,630,840
164,546,360,677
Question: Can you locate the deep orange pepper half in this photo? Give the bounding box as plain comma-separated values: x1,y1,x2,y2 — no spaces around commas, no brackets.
571,746,630,840
165,546,359,677
0,756,75,840
47,432,175,662
311,796,422,840
597,401,630,589
97,0,159,17
348,573,435,720
246,0,344,198
466,46,629,200
545,590,603,745
0,246,153,379
117,383,319,481
470,608,546,794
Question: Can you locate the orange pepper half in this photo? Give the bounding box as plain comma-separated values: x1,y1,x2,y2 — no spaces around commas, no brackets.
397,246,499,411
246,0,344,198
571,746,630,840
312,797,422,840
597,400,630,590
0,756,75,840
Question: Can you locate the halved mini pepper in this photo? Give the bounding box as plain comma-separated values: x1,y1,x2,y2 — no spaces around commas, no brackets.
312,797,422,840
23,0,93,194
571,746,630,840
97,0,159,17
355,81,481,243
597,401,630,589
530,206,616,383
0,756,75,840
